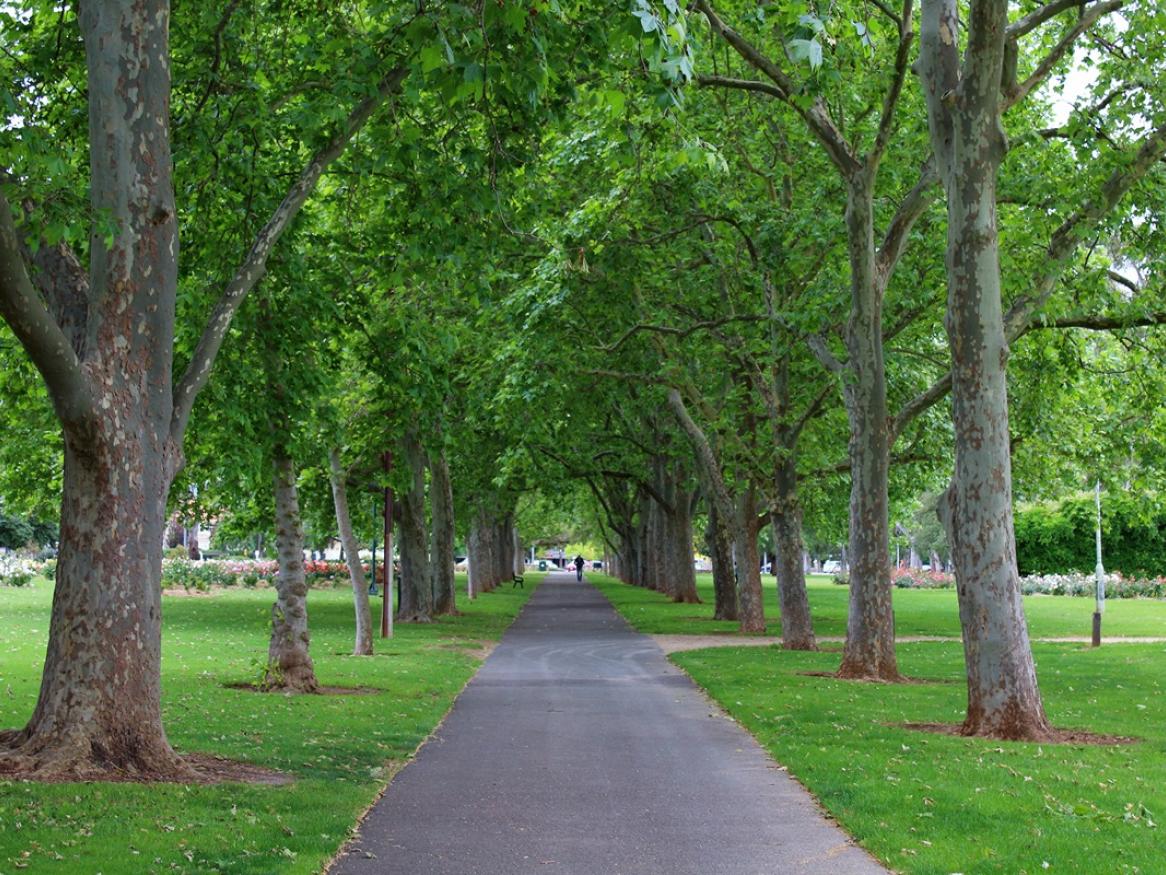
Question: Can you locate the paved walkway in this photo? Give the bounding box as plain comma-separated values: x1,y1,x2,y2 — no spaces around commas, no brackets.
331,573,886,875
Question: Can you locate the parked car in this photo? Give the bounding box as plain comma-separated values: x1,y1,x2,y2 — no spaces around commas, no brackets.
822,560,841,574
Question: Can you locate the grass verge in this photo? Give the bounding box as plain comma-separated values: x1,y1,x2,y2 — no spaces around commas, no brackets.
0,574,539,874
591,573,1166,639
674,642,1165,874
592,574,1165,872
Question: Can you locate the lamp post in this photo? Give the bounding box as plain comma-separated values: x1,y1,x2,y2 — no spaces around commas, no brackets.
369,501,378,597
1093,480,1105,647
382,451,394,639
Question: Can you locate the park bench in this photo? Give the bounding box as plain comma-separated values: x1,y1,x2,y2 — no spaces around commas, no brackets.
512,572,524,588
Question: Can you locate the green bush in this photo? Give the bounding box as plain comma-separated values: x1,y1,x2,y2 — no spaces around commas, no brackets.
1014,492,1166,577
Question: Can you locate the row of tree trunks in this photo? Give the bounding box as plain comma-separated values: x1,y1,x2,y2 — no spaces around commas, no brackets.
706,504,738,621
397,430,433,622
329,449,373,656
429,445,457,616
467,504,519,593
734,486,765,633
772,455,816,650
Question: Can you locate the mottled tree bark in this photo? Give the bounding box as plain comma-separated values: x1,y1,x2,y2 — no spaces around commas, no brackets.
397,432,432,622
266,447,319,691
835,172,900,681
329,449,372,656
707,504,738,620
429,446,457,616
734,486,766,634
668,484,700,603
921,0,1047,738
0,0,190,778
772,456,816,650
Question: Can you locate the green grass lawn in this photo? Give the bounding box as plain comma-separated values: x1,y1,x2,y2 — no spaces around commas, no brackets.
675,642,1166,875
592,573,1166,639
593,573,1166,873
0,575,539,874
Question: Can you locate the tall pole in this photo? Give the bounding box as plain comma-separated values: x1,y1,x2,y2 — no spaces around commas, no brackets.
1093,479,1105,647
370,501,378,596
382,451,394,639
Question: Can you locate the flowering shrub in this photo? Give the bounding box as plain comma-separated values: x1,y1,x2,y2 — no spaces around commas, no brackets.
891,566,956,589
159,558,360,591
1020,571,1166,599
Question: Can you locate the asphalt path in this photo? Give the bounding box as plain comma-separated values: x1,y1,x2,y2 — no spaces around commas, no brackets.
331,573,887,874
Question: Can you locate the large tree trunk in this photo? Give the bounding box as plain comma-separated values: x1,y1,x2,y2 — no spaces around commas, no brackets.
837,173,901,681
0,436,186,777
707,503,738,620
0,0,191,779
0,0,405,780
397,432,432,622
429,446,457,616
467,505,495,593
266,446,319,692
329,448,372,656
772,456,816,650
922,0,1049,739
734,486,766,634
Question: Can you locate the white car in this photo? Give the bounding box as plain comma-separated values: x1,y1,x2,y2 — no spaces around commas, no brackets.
822,560,842,574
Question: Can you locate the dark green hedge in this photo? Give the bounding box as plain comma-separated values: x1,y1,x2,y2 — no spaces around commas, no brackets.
1014,492,1166,577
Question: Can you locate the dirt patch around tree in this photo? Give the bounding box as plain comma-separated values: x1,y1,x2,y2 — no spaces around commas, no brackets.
182,753,294,784
429,640,497,661
0,749,292,785
651,634,781,654
798,670,956,684
900,722,1138,746
223,682,382,695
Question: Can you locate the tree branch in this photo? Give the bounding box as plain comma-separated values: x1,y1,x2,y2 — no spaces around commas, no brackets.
1024,311,1166,332
1007,0,1113,39
1003,119,1166,342
171,66,409,444
1003,0,1124,109
0,189,94,432
601,314,766,353
807,334,847,375
693,0,861,176
875,158,938,278
869,0,916,169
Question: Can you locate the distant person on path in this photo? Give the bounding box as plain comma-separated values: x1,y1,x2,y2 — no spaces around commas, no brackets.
573,555,585,581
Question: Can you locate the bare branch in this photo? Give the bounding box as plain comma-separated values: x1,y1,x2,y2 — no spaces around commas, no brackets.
171,66,409,444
